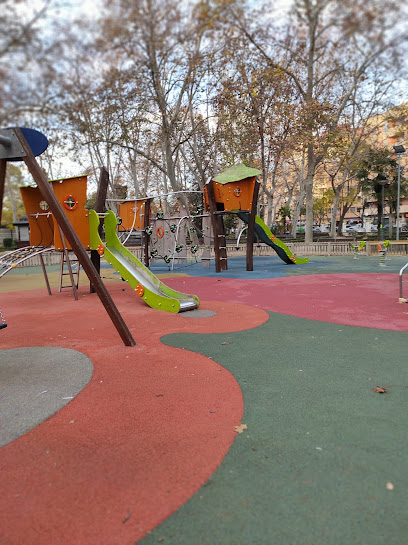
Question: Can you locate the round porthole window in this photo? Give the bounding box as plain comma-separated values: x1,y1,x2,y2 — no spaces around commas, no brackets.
63,194,79,211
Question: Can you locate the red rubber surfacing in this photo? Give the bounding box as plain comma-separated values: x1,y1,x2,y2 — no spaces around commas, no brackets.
166,274,408,331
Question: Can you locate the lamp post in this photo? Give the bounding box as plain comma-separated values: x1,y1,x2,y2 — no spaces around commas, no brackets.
378,178,388,241
393,144,406,240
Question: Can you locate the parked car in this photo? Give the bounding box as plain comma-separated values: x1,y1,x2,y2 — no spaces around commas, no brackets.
313,225,330,233
345,224,365,232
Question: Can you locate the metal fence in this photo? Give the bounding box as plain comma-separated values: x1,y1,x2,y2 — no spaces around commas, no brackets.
232,241,408,257
1,240,407,269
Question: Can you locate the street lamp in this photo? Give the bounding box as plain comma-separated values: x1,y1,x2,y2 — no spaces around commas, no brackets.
378,178,388,241
393,144,406,240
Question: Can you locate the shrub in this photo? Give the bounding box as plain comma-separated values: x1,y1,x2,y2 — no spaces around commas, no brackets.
3,238,13,248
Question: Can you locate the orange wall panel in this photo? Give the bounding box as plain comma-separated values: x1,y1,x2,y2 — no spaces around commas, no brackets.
20,186,54,247
118,199,149,231
205,177,256,212
51,176,90,250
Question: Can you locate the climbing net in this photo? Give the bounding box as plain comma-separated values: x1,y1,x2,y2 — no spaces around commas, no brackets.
147,198,212,270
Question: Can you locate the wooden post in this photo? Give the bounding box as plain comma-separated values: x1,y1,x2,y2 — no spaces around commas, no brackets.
15,128,136,347
94,166,109,213
143,198,151,267
90,250,101,293
246,179,260,271
90,167,110,293
206,180,227,272
0,159,6,226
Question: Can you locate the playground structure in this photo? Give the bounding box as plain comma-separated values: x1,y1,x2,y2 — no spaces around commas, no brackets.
3,151,310,291
114,164,309,273
15,173,200,314
203,164,308,272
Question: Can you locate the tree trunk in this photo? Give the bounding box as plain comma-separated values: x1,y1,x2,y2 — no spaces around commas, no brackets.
331,190,340,237
266,193,273,228
388,210,394,238
304,141,318,244
6,175,18,222
338,207,347,233
304,177,314,243
291,182,305,238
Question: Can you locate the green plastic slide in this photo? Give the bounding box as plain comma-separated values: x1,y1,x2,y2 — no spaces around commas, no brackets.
89,210,199,313
236,212,309,265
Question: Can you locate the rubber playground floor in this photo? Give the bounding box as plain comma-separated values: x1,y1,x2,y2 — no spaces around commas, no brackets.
1,254,408,544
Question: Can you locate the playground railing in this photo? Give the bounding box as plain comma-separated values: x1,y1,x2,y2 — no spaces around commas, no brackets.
399,261,408,302
366,241,408,256
233,242,355,257
233,241,408,257
2,240,408,268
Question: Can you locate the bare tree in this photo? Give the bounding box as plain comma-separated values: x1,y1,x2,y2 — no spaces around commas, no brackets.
217,0,408,242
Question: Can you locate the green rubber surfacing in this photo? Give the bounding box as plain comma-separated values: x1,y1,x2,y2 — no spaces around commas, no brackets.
140,313,408,545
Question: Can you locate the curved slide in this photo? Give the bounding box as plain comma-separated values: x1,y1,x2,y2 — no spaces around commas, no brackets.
237,212,309,265
89,210,199,313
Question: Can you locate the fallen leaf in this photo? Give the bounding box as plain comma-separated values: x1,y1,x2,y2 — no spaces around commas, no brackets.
373,387,387,393
234,424,248,434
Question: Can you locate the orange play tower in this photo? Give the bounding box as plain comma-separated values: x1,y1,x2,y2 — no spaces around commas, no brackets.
204,164,261,272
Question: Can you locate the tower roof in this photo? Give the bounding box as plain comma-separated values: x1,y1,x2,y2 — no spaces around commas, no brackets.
213,163,261,184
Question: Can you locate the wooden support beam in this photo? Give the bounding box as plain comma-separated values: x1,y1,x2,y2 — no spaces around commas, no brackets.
94,166,109,214
89,250,101,294
143,198,151,267
246,180,260,271
15,128,136,347
206,180,227,272
0,159,6,226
